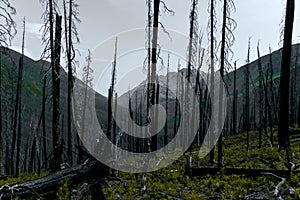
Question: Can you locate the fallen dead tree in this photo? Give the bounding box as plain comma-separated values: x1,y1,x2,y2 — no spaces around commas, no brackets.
0,159,108,199
262,172,285,199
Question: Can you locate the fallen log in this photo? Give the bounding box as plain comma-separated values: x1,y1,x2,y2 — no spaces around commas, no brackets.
0,159,108,200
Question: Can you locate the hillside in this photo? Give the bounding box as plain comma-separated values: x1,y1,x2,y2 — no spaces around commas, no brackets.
0,47,108,172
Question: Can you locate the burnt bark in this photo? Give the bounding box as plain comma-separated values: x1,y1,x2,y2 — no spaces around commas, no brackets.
278,0,295,150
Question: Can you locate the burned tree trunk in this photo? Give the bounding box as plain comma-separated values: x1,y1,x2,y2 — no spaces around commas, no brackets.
15,18,26,177
0,160,107,200
278,0,295,150
164,54,170,146
42,75,47,169
51,14,63,171
149,0,160,152
244,38,251,151
217,0,227,168
232,63,237,135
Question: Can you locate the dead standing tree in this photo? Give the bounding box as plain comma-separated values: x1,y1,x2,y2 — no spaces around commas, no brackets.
80,50,93,164
185,0,198,154
52,13,63,171
63,0,80,166
107,37,118,159
146,0,174,151
15,19,26,177
278,0,295,164
40,0,63,171
149,0,160,152
244,37,251,151
0,0,17,175
217,0,236,168
208,0,217,164
232,61,237,136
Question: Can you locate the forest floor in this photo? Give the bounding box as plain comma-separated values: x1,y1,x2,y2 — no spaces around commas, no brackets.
0,128,299,199
102,128,300,199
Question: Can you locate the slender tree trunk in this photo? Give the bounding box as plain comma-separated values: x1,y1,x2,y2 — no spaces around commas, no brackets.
232,63,237,136
52,14,62,171
155,76,160,147
264,67,274,146
107,87,113,142
245,39,251,151
113,93,117,152
209,0,216,163
173,60,180,149
184,0,198,149
217,0,227,168
257,44,266,148
42,75,47,169
5,106,9,174
63,0,74,166
278,0,295,167
164,54,170,146
80,50,92,164
0,51,2,174
15,18,26,177
146,0,152,153
149,0,160,152
298,96,300,127
269,47,278,125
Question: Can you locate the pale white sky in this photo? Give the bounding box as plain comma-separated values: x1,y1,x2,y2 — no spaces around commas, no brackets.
9,0,300,95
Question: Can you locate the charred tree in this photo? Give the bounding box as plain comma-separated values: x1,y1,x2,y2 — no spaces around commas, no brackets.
51,14,63,171
244,38,251,151
232,62,237,135
42,75,47,169
0,51,2,174
80,50,93,164
15,19,26,177
10,19,25,176
217,0,236,168
208,0,217,163
269,46,278,125
149,0,160,152
217,0,227,168
63,0,80,166
164,54,170,146
107,37,118,146
278,0,295,160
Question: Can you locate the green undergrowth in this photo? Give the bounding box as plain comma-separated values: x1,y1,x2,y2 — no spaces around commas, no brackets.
103,127,300,199
0,171,47,187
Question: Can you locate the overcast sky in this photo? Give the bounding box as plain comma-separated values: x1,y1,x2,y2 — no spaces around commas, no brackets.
9,0,300,95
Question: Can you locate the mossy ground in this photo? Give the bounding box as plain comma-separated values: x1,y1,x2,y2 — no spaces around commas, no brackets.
0,128,299,199
102,128,300,199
